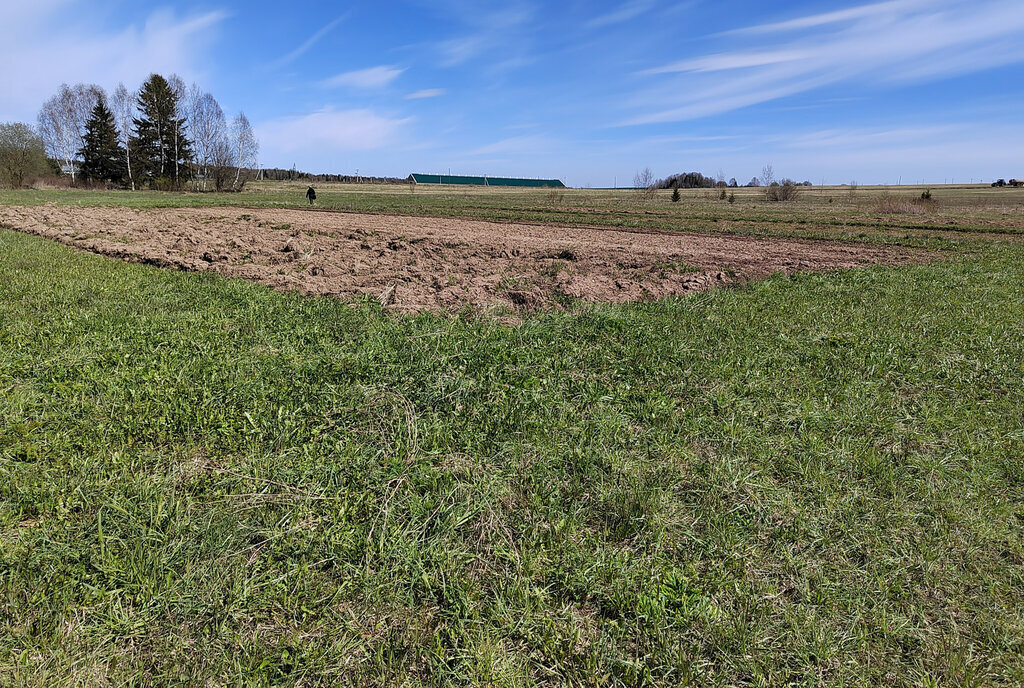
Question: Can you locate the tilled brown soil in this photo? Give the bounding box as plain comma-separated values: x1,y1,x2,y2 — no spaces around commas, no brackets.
0,204,925,312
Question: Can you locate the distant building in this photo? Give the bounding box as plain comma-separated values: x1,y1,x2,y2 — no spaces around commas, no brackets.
410,173,565,188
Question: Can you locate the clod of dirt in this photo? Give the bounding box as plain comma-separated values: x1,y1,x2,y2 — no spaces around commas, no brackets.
506,290,543,309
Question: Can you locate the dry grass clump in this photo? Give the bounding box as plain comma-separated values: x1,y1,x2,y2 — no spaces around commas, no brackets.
765,181,800,202
545,189,566,203
873,195,937,215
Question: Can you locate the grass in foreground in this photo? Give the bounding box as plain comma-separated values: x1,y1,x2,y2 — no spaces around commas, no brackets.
1,227,1023,686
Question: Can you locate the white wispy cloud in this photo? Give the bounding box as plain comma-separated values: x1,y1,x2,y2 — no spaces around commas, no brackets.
435,3,534,67
585,0,657,29
642,50,808,75
723,0,932,35
406,89,445,99
0,6,227,122
627,0,1024,125
0,0,73,27
438,36,489,67
277,14,348,65
778,125,957,149
256,108,412,155
322,65,404,89
638,134,740,145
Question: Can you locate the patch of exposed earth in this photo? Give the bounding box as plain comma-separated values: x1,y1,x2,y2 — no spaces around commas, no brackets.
0,204,926,312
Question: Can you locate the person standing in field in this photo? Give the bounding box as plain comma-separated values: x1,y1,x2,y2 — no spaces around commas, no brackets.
306,185,316,205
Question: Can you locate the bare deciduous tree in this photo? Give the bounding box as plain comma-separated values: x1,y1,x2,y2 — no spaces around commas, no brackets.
188,88,227,191
231,112,258,191
760,163,775,189
37,83,103,184
634,167,655,199
184,83,202,185
110,83,136,190
168,74,188,189
208,134,235,191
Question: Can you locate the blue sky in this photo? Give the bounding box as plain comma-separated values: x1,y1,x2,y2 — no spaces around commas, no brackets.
3,0,1023,187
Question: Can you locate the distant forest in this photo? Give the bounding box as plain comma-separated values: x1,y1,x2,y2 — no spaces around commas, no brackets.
259,168,410,184
655,170,813,189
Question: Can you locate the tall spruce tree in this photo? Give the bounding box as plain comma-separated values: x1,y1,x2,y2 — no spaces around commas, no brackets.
79,97,126,185
131,74,191,189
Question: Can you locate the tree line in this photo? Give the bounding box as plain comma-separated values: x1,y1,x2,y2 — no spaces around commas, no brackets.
625,165,813,202
258,167,409,184
654,169,813,190
0,73,258,191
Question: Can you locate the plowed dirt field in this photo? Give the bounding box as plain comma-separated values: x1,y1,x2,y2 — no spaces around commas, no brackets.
0,204,924,311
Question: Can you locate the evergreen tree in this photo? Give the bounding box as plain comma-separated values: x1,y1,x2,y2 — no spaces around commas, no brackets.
131,74,191,189
79,97,126,185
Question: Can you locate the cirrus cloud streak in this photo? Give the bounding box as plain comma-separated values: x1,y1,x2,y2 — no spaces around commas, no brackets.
626,0,1024,125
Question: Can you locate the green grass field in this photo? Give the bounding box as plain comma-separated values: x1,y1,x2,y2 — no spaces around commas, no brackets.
2,185,1024,686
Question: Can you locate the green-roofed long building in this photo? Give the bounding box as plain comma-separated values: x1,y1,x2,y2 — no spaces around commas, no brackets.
410,173,565,188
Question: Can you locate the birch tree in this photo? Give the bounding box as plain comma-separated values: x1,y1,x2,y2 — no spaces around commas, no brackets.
37,83,102,184
185,83,202,186
231,112,258,191
208,134,234,191
110,83,136,190
188,88,226,191
167,74,188,189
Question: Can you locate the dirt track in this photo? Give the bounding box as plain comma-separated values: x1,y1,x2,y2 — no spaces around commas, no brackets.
0,205,924,312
